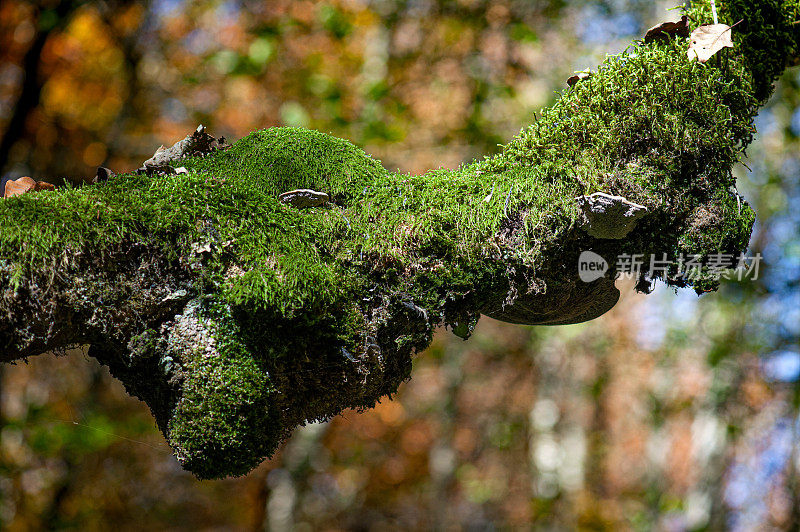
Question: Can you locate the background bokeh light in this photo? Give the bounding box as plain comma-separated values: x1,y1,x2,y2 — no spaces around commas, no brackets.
1,1,798,529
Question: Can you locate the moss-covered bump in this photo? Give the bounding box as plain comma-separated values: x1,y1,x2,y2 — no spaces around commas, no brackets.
164,299,279,479
178,127,388,206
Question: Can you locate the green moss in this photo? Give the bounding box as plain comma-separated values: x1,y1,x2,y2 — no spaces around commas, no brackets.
166,299,278,479
178,127,387,205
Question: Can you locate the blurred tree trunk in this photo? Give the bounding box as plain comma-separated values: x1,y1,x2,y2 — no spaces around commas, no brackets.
0,0,77,175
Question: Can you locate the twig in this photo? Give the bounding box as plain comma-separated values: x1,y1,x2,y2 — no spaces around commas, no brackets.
503,184,514,217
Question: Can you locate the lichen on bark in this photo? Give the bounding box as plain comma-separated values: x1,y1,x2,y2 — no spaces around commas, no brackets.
0,0,797,478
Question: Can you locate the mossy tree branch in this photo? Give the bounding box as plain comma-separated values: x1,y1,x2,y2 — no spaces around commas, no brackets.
1,1,798,478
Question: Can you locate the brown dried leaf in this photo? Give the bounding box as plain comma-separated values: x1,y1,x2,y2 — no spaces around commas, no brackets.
567,71,592,87
687,23,733,62
4,176,35,198
139,125,229,174
3,176,55,198
92,166,116,184
34,181,55,192
644,15,691,43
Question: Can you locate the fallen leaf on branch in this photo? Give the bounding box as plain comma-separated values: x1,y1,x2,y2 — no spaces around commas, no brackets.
644,15,691,43
567,70,592,87
139,125,229,174
688,23,733,62
3,176,55,198
93,166,116,184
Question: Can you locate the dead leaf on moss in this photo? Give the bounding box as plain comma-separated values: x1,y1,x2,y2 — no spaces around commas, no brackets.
567,70,592,87
93,166,116,184
644,15,691,43
3,176,55,198
687,23,733,62
139,125,229,174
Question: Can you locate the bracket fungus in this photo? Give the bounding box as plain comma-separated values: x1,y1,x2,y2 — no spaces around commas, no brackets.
577,192,648,239
279,188,330,208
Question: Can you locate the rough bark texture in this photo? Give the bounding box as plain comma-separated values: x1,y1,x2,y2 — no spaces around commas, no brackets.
1,0,798,478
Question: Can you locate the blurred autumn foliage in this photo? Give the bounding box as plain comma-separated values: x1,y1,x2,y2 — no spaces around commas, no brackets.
1,0,799,530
